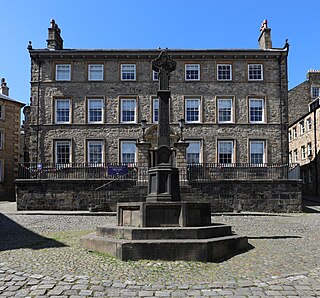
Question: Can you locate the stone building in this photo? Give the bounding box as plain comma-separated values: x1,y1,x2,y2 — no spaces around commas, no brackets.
17,20,302,212
26,19,289,166
0,78,25,200
288,70,320,196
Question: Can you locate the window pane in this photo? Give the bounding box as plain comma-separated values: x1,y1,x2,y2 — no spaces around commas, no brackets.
121,64,136,80
56,99,70,123
250,99,264,122
218,141,233,164
88,141,103,163
0,131,3,149
121,99,136,123
217,64,232,80
311,87,320,98
186,141,200,164
56,141,70,164
56,65,71,81
153,98,159,123
186,99,200,122
248,64,263,80
89,64,103,80
88,99,103,123
185,64,200,80
218,99,232,122
250,141,264,164
121,141,136,164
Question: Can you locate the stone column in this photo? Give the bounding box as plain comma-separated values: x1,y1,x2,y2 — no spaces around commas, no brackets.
136,142,151,183
174,142,189,182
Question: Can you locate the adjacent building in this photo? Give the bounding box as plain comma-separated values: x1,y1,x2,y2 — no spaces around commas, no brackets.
0,78,25,200
26,19,289,167
288,70,320,196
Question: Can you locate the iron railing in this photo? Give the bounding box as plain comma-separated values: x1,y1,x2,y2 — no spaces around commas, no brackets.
18,162,300,181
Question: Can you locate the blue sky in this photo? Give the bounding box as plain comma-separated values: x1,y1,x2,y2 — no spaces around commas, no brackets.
0,0,319,105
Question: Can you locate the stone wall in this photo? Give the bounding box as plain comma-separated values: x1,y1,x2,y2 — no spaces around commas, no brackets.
15,179,302,213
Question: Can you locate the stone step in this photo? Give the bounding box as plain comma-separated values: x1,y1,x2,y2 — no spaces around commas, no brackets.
80,233,248,262
96,224,233,240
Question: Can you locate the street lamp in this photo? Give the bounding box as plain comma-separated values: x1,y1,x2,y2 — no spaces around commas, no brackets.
141,119,147,142
178,118,185,142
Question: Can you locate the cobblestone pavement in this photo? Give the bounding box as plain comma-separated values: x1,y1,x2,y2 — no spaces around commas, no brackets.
0,208,320,297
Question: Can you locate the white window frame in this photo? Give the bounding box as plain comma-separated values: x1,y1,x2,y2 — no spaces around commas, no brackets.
307,142,312,157
217,64,232,81
307,117,312,131
249,98,265,123
248,64,263,81
311,86,320,98
121,64,136,81
152,97,159,123
301,145,306,160
0,160,3,182
55,99,71,124
299,121,305,135
185,64,200,81
217,98,233,123
292,127,297,139
55,64,71,81
87,140,104,164
87,98,104,123
0,131,3,150
0,105,4,120
186,140,202,164
55,140,71,164
293,149,298,163
249,140,265,164
120,140,137,164
289,151,292,164
218,140,234,164
153,70,159,81
288,130,292,142
185,98,201,123
88,64,104,81
120,98,137,123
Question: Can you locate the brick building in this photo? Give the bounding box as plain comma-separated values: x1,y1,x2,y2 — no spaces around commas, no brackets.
26,19,289,166
17,20,302,212
288,70,320,196
0,78,25,200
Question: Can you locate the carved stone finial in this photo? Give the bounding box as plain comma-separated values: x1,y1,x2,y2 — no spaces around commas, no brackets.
50,19,56,28
27,41,32,50
1,78,5,85
260,19,268,32
152,50,176,90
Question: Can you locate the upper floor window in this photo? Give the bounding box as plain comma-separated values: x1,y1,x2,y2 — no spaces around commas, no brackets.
299,121,305,135
311,86,320,98
185,98,201,123
185,64,200,81
0,131,3,149
55,99,71,124
250,140,265,164
120,140,136,164
248,64,263,81
249,98,265,123
88,99,103,123
218,140,234,164
288,130,292,142
217,64,232,81
289,151,292,164
301,145,306,160
217,98,233,123
307,142,312,157
152,97,159,123
121,64,136,81
307,117,312,131
186,140,201,164
153,71,159,81
0,105,3,120
88,64,104,81
293,149,298,163
56,64,71,81
120,98,137,123
292,127,297,139
55,140,71,164
87,140,104,164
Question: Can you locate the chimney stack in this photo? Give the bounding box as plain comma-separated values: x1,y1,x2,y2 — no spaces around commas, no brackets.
0,78,9,96
47,19,63,50
258,20,272,49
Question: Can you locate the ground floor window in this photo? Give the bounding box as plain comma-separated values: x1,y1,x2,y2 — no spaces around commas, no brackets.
186,140,201,164
87,140,103,164
250,140,265,164
55,140,71,164
218,140,234,164
120,141,136,164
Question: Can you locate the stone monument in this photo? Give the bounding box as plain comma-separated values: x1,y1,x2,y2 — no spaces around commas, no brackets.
81,51,248,261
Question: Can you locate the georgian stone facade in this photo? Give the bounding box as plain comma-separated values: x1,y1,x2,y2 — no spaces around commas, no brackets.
26,20,289,167
0,78,25,200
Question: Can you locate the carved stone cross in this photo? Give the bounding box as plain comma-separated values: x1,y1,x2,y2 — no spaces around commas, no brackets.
152,50,176,91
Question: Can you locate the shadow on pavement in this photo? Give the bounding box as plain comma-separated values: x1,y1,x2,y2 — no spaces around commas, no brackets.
0,213,66,251
248,235,302,239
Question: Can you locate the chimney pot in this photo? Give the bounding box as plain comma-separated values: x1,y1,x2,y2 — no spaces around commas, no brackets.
258,19,272,49
0,78,9,96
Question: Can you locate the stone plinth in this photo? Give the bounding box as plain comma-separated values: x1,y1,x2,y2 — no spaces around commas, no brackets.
117,202,211,227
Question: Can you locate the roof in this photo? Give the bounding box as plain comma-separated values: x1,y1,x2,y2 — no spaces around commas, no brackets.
0,93,25,106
